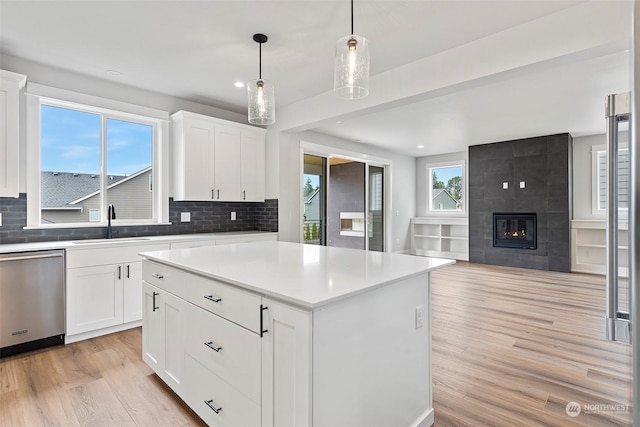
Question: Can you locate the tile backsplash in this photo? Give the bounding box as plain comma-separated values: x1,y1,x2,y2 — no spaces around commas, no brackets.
0,194,278,244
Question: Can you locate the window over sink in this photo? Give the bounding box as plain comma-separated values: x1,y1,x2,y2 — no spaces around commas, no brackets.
26,86,169,228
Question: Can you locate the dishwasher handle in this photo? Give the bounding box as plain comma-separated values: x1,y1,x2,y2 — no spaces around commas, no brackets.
0,253,64,262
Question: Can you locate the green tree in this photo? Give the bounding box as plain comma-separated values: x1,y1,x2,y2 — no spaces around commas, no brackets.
304,223,311,240
446,176,462,201
311,222,319,240
304,177,315,197
432,170,445,189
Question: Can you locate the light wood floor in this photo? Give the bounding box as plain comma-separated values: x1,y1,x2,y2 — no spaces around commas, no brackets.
0,262,632,426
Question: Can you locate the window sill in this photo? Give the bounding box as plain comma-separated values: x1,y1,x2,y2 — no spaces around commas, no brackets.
23,222,173,230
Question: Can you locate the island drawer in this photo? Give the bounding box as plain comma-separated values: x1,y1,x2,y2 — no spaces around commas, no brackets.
184,354,261,427
182,271,261,333
184,303,261,404
142,261,186,297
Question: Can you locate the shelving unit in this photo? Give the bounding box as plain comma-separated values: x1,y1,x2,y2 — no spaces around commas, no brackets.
571,220,628,275
411,217,469,261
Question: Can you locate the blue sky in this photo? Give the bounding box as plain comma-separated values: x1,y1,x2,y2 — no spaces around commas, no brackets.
41,105,152,176
432,165,461,186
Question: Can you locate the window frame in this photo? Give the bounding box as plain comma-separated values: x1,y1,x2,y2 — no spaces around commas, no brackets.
25,87,170,229
591,144,629,217
426,160,466,216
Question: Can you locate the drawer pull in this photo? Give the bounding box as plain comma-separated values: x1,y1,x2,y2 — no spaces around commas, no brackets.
204,399,222,414
204,341,222,352
151,273,164,279
204,295,222,303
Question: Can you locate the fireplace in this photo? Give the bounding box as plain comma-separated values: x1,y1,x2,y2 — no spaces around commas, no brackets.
493,213,537,249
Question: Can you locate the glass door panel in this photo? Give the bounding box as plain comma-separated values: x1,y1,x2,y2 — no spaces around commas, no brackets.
368,165,384,252
303,154,326,245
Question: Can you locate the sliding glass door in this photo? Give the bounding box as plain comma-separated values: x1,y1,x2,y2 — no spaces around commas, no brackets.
303,154,327,246
368,165,384,252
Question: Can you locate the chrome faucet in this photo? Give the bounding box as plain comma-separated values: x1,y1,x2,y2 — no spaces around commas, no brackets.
107,204,116,239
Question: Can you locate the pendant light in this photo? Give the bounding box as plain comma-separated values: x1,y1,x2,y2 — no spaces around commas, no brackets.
333,0,370,99
248,33,275,125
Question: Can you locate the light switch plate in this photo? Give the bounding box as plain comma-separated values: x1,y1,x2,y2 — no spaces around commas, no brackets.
0,213,2,226
519,181,526,189
502,182,509,190
180,212,191,222
231,211,237,221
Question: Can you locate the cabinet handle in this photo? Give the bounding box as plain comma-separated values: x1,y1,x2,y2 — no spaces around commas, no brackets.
217,189,220,199
204,341,222,352
151,273,164,279
126,264,130,279
152,292,159,312
211,189,214,200
260,304,268,337
204,295,222,303
204,400,222,414
243,190,246,200
118,266,122,280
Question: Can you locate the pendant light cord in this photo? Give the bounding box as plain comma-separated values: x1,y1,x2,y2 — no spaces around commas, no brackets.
259,42,262,80
351,0,354,35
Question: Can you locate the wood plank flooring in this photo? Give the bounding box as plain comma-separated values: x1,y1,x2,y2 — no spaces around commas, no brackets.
0,262,632,426
431,262,632,426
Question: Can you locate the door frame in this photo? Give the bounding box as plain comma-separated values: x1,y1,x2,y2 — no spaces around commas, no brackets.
300,141,392,252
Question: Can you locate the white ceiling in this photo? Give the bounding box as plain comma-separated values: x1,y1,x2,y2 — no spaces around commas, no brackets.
0,0,632,157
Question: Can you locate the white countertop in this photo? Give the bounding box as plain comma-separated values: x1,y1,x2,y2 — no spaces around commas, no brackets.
140,241,455,308
0,231,277,254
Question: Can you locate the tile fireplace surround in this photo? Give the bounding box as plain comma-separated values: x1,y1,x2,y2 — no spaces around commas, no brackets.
468,133,572,272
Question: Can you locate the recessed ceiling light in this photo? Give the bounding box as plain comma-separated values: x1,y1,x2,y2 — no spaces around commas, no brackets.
106,70,122,76
234,81,244,88
417,145,425,149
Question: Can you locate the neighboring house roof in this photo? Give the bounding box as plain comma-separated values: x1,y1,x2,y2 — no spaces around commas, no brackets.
70,167,152,204
41,171,127,209
305,188,320,204
432,188,457,202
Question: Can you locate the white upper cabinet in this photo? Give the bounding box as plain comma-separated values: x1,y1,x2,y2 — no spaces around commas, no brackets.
172,111,266,202
0,70,26,198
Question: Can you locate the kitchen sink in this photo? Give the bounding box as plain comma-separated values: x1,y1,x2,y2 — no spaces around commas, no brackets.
71,237,152,244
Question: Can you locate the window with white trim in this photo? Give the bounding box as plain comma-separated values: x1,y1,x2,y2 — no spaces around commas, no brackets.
427,160,465,214
27,91,168,228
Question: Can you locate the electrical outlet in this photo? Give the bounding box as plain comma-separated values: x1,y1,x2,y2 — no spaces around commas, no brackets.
415,305,424,329
519,181,526,189
231,211,237,221
0,213,2,226
502,182,509,190
180,212,191,222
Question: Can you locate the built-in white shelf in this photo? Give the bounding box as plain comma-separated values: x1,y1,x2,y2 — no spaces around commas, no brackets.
410,217,469,261
571,219,628,275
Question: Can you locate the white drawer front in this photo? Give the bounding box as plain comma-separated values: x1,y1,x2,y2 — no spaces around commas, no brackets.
142,261,185,297
185,303,261,404
183,272,261,333
184,354,261,427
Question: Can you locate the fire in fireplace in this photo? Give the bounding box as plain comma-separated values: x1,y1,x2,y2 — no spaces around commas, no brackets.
493,213,537,249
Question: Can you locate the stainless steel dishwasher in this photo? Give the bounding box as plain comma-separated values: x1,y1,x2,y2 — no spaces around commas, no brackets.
0,249,65,357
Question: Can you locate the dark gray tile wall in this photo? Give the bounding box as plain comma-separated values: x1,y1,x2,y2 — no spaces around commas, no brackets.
0,194,278,244
328,162,366,249
468,133,572,272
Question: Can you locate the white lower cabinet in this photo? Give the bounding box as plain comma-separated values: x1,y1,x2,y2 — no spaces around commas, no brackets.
67,264,124,335
67,261,144,335
142,282,185,393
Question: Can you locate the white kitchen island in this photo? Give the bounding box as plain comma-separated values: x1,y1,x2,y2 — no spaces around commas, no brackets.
140,241,453,427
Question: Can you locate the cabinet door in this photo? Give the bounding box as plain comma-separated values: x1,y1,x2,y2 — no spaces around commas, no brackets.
0,72,24,198
123,261,143,323
183,117,216,200
241,129,265,202
142,281,164,372
214,124,242,201
66,264,123,335
261,298,312,427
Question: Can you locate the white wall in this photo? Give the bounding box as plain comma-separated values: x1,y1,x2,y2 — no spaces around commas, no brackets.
572,134,605,220
415,151,468,217
275,130,416,252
